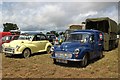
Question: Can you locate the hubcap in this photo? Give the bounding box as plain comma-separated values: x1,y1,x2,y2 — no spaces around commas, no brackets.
24,49,30,58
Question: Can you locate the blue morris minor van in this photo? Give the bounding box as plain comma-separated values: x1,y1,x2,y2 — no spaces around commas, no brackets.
51,30,104,67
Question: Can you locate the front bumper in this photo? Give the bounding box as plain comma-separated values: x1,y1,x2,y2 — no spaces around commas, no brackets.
3,51,22,54
51,56,83,61
3,47,22,54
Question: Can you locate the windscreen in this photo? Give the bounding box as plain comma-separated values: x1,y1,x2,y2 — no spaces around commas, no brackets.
18,35,34,40
66,33,89,42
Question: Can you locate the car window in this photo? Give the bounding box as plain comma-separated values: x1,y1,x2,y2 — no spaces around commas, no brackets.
13,36,19,40
36,35,41,41
40,35,46,40
4,36,12,41
18,35,34,40
7,36,12,40
90,34,94,42
47,35,50,38
33,34,47,41
2,37,6,41
51,35,56,39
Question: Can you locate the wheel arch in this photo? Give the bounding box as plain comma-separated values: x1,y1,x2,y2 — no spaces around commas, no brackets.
45,43,52,51
22,47,31,54
79,47,91,60
81,51,90,60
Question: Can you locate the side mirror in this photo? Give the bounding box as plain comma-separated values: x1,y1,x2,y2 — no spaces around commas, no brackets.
90,37,92,41
89,37,94,43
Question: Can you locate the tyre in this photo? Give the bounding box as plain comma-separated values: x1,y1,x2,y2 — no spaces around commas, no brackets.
99,50,103,59
81,54,88,67
47,46,51,54
22,48,31,58
53,59,57,64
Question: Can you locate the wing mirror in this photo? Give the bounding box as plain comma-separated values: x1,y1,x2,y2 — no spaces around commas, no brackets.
89,37,94,43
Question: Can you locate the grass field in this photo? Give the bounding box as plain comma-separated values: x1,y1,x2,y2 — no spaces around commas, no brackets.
1,41,120,78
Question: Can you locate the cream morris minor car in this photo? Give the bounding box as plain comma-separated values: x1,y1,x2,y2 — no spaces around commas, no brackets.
2,33,52,58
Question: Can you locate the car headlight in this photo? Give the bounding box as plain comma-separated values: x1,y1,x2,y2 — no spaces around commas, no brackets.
74,48,80,58
74,49,80,54
50,47,54,52
2,44,4,48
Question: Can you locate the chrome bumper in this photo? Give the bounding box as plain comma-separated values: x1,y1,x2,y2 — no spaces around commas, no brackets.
3,51,22,54
3,47,22,54
51,56,83,61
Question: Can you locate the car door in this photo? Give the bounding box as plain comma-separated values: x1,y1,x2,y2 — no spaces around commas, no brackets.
39,34,48,50
32,35,43,52
95,32,103,57
93,32,103,58
89,34,96,59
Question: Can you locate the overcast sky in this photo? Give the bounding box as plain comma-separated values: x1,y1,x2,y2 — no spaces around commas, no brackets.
0,1,119,32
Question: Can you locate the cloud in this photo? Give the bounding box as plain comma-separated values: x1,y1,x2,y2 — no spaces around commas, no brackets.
1,2,118,32
2,0,120,2
34,4,66,25
72,11,98,23
0,3,2,31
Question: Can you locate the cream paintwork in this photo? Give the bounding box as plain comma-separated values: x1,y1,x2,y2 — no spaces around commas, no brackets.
2,39,52,54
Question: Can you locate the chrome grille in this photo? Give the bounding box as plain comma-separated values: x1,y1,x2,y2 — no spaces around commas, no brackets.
5,48,14,52
55,52,72,59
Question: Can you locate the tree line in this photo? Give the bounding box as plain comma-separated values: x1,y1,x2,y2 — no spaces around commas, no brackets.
3,23,19,32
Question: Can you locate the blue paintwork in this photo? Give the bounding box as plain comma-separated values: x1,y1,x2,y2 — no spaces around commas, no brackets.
51,30,104,62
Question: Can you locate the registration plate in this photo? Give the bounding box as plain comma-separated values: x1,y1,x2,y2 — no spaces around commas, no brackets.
56,59,67,63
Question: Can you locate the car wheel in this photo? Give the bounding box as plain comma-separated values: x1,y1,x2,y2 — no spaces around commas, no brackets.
22,48,31,58
99,50,103,59
47,46,51,54
53,59,57,64
81,54,88,67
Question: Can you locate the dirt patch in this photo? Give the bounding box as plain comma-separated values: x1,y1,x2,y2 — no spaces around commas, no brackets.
1,41,120,78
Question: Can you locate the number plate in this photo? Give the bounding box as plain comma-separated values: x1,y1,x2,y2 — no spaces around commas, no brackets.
56,59,67,63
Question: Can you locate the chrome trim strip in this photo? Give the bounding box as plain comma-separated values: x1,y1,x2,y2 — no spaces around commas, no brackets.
51,56,83,61
3,51,22,54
